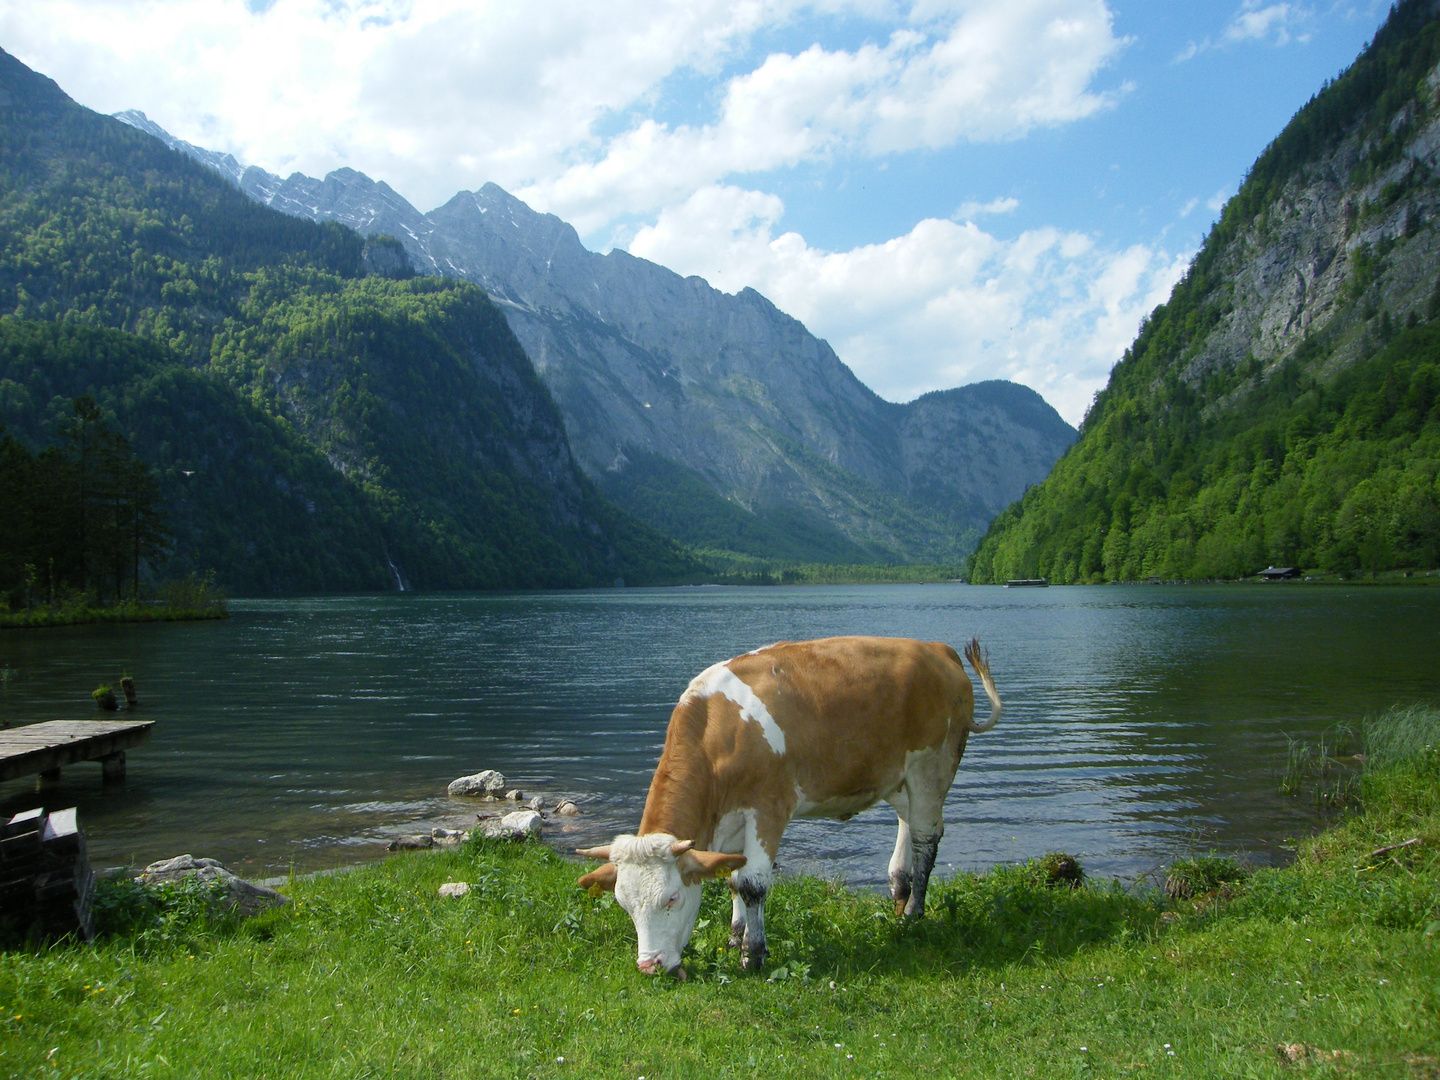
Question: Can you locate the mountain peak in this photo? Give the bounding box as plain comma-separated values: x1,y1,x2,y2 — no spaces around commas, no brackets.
111,110,1076,561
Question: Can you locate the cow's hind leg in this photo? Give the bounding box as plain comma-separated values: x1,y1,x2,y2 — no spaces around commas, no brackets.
728,890,746,950
898,754,951,920
886,795,913,917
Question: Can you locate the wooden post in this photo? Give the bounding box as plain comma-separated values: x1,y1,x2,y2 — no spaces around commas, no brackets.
101,752,125,782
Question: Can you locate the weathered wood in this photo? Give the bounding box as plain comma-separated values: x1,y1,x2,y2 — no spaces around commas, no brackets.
1,807,96,941
0,720,153,783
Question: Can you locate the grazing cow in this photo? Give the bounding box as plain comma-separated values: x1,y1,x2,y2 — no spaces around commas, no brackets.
578,635,1001,977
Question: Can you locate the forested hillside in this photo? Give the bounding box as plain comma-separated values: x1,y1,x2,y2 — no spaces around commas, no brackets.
0,49,695,594
969,0,1440,583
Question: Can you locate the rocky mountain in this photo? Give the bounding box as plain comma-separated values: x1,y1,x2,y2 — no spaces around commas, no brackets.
117,111,1076,563
0,50,694,595
968,0,1440,583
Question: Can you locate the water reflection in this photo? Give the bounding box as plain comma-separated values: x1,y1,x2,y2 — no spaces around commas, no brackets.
1,584,1436,883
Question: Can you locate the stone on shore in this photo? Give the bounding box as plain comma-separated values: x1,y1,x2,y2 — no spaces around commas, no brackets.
387,834,434,851
526,796,544,811
430,827,469,845
437,881,471,898
504,789,524,801
554,800,582,816
483,810,544,839
447,770,507,797
137,854,289,919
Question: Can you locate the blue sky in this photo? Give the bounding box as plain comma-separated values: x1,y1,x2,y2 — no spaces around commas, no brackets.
0,0,1395,422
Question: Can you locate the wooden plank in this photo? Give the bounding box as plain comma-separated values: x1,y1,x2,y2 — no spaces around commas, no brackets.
0,720,153,783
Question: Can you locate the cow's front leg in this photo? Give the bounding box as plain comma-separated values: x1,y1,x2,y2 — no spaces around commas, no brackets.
732,876,769,970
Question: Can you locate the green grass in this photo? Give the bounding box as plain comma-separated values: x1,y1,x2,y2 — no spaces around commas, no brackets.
0,603,228,630
1,707,1437,1079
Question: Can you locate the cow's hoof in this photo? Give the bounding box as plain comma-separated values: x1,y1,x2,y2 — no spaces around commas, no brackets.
894,898,907,917
728,923,745,949
740,947,767,971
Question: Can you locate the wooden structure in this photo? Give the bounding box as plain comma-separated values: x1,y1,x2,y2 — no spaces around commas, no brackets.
1003,578,1049,588
1258,565,1302,580
0,719,153,784
0,807,97,941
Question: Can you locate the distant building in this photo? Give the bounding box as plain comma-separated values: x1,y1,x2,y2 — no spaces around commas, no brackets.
1258,565,1302,580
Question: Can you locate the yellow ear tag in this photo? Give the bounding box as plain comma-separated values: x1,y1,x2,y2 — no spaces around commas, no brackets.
715,865,734,880
586,884,605,898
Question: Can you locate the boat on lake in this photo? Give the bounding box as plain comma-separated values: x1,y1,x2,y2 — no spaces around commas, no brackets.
1003,578,1049,587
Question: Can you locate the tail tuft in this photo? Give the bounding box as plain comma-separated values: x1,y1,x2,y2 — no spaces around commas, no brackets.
962,637,1002,733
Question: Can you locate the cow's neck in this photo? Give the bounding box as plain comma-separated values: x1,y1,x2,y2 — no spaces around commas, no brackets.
638,705,718,847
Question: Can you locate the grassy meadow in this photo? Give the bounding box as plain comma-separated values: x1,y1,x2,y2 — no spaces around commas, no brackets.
1,707,1437,1079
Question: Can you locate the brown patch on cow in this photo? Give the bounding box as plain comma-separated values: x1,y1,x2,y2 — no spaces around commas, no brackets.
638,637,980,851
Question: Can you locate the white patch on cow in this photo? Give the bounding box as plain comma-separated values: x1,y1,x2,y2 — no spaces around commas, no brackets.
683,663,786,755
608,833,704,975
712,808,750,854
710,808,772,880
743,642,781,656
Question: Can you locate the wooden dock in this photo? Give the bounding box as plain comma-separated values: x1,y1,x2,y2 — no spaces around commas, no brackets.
0,720,153,784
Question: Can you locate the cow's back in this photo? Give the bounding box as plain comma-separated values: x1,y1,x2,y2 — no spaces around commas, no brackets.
713,636,975,810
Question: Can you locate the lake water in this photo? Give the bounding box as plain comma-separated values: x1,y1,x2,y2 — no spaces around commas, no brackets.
2,584,1437,886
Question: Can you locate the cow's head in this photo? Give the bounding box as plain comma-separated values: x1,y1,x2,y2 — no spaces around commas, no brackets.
577,833,746,978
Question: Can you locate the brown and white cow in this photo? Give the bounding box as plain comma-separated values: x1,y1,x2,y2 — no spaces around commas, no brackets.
577,635,1001,977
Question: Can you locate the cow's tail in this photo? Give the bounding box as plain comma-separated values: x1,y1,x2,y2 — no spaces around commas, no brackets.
962,637,1002,733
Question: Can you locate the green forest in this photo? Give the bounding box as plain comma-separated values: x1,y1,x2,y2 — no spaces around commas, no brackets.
0,390,166,607
0,48,698,598
968,0,1440,584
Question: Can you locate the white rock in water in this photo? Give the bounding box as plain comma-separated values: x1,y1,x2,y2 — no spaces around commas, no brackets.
505,789,524,801
554,801,582,816
438,881,471,898
483,810,544,839
448,770,507,797
526,796,544,811
137,854,288,918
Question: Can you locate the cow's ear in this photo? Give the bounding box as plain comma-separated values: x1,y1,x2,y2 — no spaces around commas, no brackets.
678,849,747,883
578,862,618,896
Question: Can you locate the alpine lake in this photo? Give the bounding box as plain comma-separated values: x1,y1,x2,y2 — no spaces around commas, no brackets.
1,582,1437,887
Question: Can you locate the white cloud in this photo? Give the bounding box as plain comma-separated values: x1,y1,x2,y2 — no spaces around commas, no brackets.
1,0,1126,225
1223,2,1309,46
955,196,1019,219
0,0,785,212
519,0,1128,230
1206,187,1230,213
1175,1,1312,61
630,185,1189,424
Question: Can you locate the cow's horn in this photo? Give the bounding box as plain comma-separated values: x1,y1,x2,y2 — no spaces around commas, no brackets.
670,839,695,856
575,845,611,860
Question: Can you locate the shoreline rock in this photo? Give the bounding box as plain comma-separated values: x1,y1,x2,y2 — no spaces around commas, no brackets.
137,854,289,918
482,810,544,840
447,770,507,798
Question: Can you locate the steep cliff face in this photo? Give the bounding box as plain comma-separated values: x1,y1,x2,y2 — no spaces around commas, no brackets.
968,0,1440,583
0,57,694,593
121,116,1076,562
